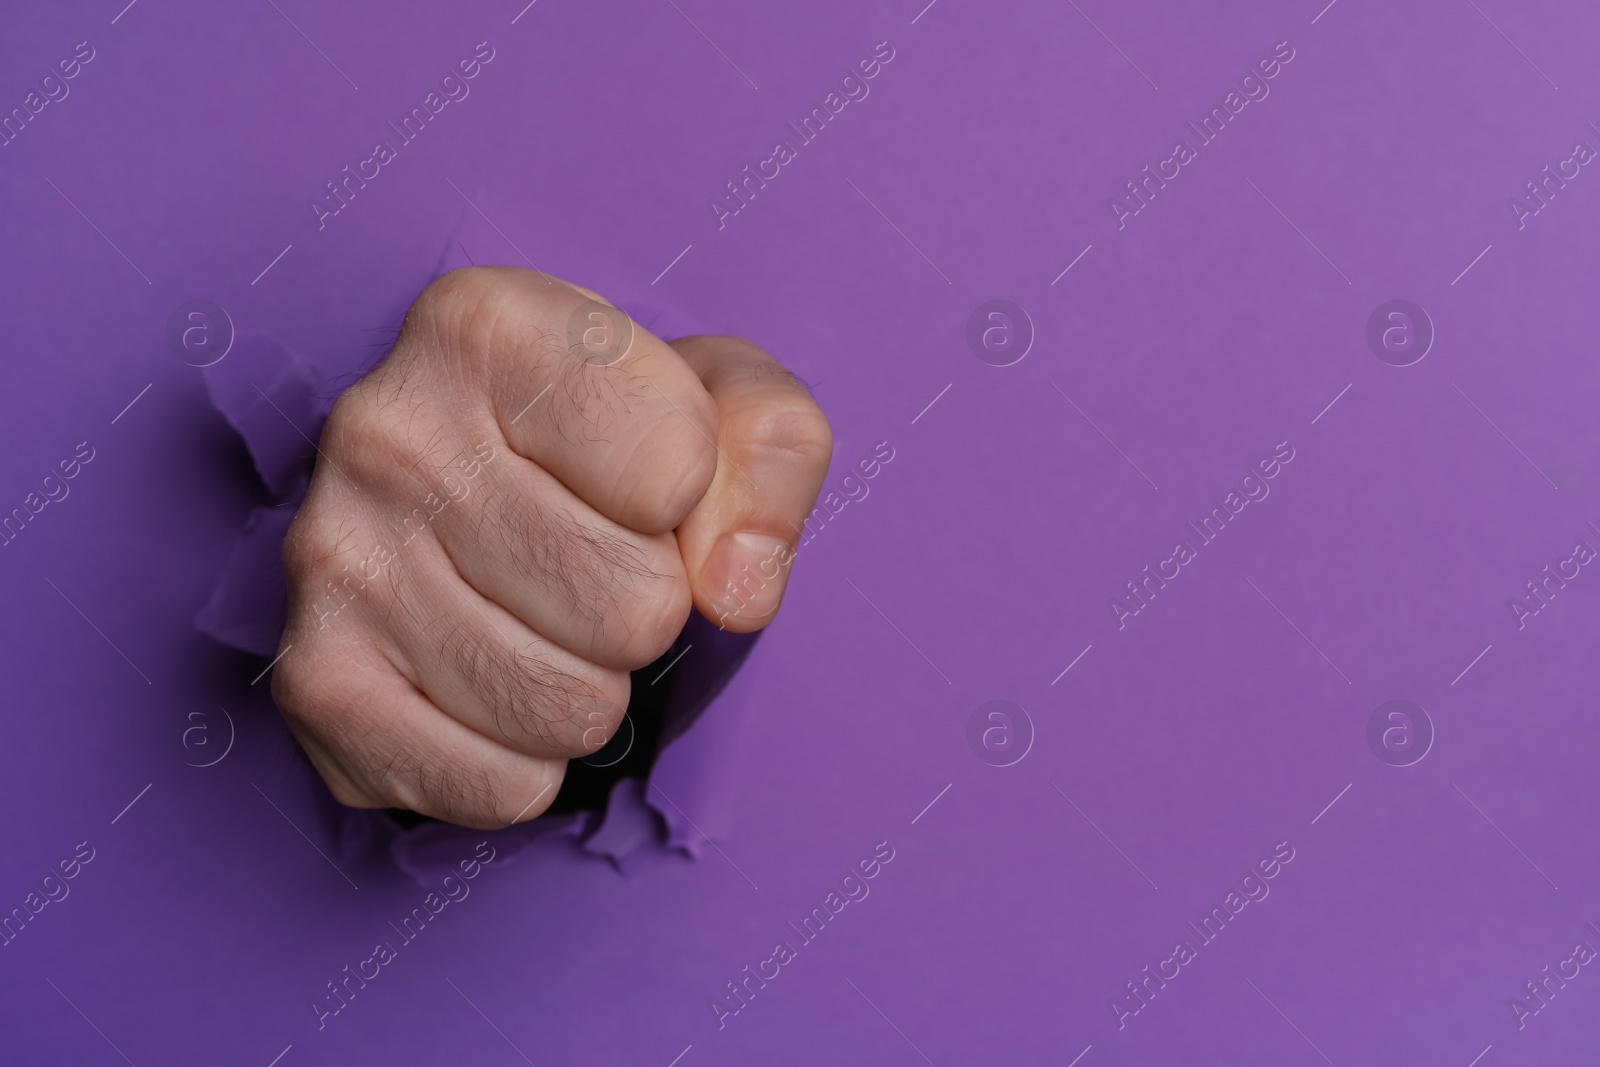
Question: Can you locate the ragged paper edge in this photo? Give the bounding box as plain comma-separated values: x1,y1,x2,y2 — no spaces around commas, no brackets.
197,219,753,884
192,330,328,657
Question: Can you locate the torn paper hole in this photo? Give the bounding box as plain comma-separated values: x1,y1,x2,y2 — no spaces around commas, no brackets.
196,225,758,884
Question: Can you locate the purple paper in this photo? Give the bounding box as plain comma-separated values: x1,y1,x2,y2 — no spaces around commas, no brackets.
3,0,1600,1064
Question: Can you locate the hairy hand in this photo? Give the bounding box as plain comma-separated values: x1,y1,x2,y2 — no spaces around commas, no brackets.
273,266,832,828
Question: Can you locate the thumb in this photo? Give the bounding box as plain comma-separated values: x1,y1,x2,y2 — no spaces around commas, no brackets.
668,335,833,632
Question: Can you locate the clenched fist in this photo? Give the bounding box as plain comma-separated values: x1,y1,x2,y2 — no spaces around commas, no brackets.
272,266,832,828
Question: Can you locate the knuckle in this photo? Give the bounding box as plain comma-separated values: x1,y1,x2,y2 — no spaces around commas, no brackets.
283,508,402,632
272,652,377,760
283,489,358,575
270,650,332,726
282,509,330,583
272,664,383,814
283,505,357,582
413,265,518,336
324,379,466,526
412,265,567,376
325,381,424,487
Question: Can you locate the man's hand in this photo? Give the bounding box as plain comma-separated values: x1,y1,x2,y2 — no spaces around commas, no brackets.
272,266,832,828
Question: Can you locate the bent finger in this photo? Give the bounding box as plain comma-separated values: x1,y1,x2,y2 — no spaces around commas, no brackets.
669,335,833,632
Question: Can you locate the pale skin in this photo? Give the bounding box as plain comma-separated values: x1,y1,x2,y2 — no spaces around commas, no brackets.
272,266,832,828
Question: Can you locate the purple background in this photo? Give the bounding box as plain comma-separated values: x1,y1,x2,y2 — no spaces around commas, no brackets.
3,0,1599,1063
